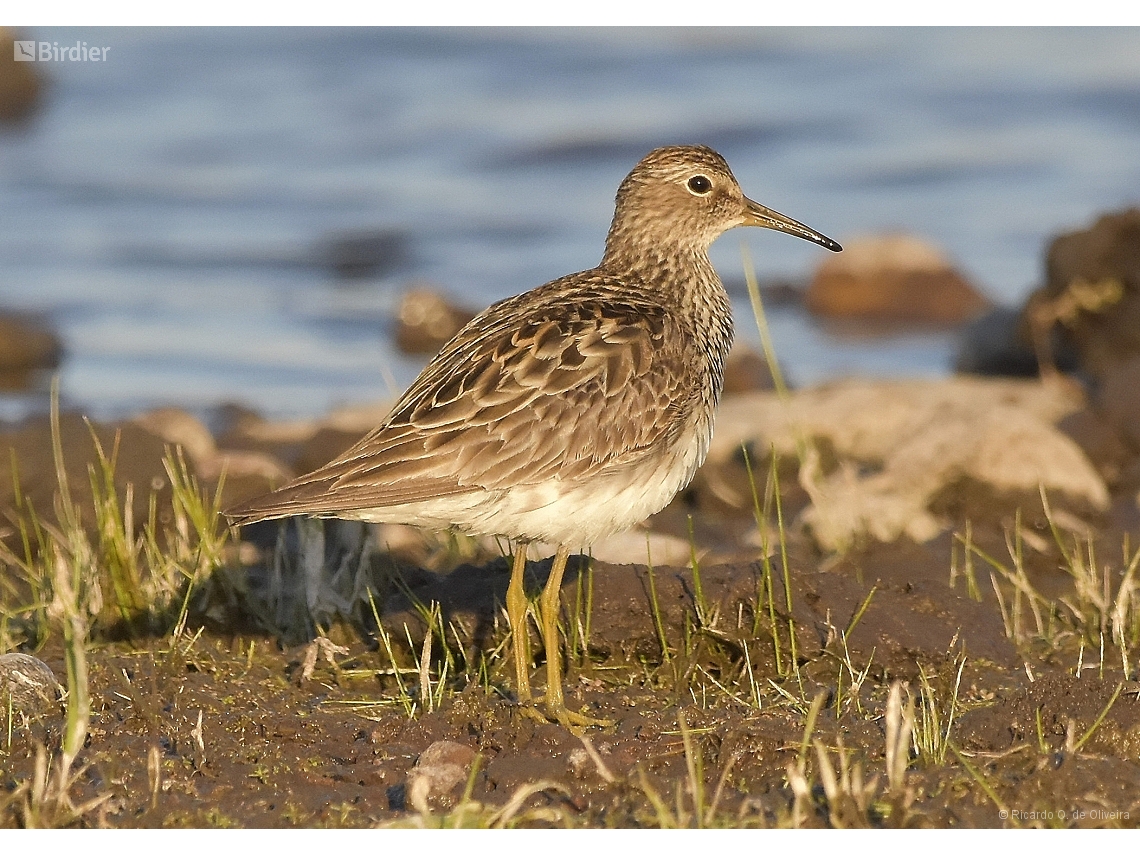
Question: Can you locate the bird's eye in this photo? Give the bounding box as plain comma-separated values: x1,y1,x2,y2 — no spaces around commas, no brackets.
687,175,712,195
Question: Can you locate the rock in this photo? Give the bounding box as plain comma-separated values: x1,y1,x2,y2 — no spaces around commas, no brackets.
214,401,389,474
722,343,777,395
394,286,476,355
1024,208,1140,380
200,449,294,518
0,29,45,124
0,413,172,549
200,449,291,484
405,740,478,811
132,407,295,511
132,407,216,466
1092,355,1140,454
722,275,806,307
292,426,366,475
954,306,1055,378
0,652,62,732
320,229,409,280
708,377,1107,552
319,400,393,434
806,233,990,326
0,313,62,390
1056,407,1131,488
212,402,396,517
759,277,808,307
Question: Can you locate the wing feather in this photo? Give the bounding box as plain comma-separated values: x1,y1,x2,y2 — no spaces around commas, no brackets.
225,273,702,525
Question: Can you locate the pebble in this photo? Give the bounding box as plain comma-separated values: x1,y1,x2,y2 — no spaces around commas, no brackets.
404,740,478,810
0,652,63,725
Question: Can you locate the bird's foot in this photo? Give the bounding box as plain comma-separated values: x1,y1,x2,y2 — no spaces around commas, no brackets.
516,702,554,726
551,706,615,731
518,695,614,731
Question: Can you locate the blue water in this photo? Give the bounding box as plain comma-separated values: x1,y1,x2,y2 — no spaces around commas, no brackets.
2,27,1138,422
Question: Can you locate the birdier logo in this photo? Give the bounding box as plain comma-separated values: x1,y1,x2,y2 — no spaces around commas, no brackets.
13,40,111,62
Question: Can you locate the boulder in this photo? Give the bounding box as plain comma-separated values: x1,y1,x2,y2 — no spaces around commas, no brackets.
394,286,476,355
722,343,778,395
806,233,990,326
0,413,171,548
0,313,62,390
1023,208,1140,380
1093,355,1140,454
954,306,1042,377
131,407,216,467
708,376,1107,552
319,229,409,280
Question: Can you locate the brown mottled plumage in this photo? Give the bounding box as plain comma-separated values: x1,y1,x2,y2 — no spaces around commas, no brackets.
226,145,840,727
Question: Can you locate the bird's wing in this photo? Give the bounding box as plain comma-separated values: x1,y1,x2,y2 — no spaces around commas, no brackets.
226,276,697,523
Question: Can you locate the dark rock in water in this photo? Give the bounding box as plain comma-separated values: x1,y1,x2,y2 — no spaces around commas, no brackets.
0,29,45,124
758,277,808,307
0,313,63,390
394,286,476,355
1023,208,1140,380
806,233,990,326
721,275,807,307
954,305,1079,378
320,229,409,280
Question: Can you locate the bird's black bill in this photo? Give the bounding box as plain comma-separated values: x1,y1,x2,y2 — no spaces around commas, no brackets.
742,198,842,252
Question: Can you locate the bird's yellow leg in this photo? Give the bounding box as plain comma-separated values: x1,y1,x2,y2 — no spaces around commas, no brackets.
538,545,613,729
506,543,532,703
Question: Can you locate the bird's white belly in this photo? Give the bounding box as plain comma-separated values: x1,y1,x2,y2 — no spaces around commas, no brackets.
344,411,715,549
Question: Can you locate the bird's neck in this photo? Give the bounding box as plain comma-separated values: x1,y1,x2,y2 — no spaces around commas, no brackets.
599,234,734,377
602,224,726,308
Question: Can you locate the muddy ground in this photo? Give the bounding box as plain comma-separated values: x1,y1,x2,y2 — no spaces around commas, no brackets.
3,463,1140,828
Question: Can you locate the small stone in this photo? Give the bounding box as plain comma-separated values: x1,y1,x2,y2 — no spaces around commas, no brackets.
394,286,477,355
0,653,63,726
405,740,478,811
568,748,591,778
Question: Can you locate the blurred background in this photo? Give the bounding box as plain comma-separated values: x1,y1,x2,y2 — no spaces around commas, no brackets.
1,26,1139,424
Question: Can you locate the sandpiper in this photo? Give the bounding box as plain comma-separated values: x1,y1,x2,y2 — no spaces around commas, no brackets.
226,145,841,727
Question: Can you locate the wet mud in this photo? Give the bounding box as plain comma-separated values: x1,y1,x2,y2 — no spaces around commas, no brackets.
4,485,1139,828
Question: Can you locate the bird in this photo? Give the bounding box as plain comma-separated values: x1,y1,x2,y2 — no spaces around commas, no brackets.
225,145,841,728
